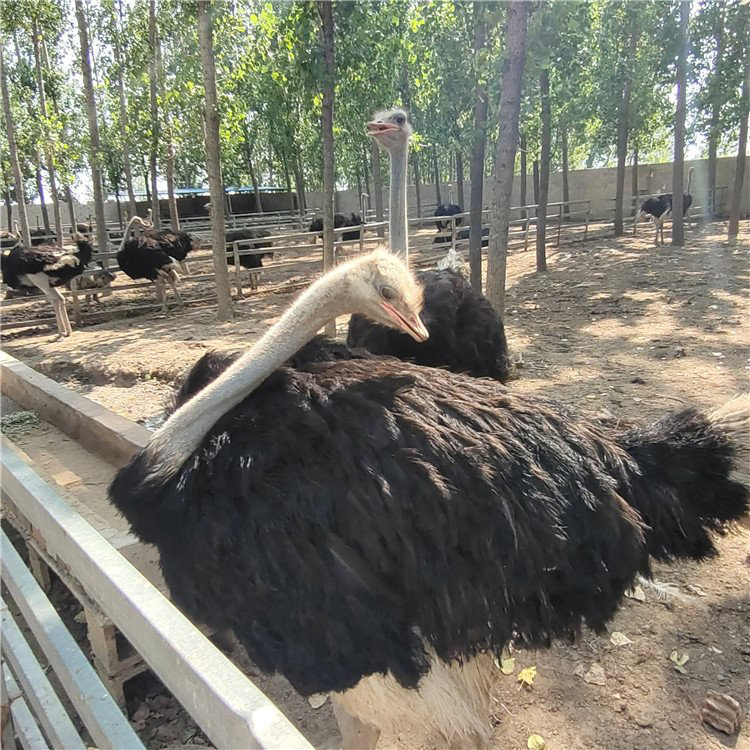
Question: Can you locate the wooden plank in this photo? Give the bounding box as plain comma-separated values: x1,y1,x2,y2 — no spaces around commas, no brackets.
0,441,313,750
1,538,143,750
0,607,85,750
2,665,48,750
0,351,149,467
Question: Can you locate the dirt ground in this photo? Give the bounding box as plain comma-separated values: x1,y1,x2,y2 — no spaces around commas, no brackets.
2,220,749,750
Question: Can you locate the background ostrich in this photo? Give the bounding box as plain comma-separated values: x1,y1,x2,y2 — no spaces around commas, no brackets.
638,166,695,245
136,210,198,274
109,248,749,748
71,262,116,311
116,214,183,313
309,212,363,242
434,202,463,231
348,109,510,382
225,227,275,290
1,233,94,336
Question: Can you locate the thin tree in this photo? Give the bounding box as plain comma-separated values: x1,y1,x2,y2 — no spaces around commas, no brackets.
672,0,689,247
74,0,110,256
455,149,464,209
371,142,385,237
487,1,528,313
561,122,570,217
728,30,749,243
318,0,336,336
614,9,638,236
196,0,233,321
432,147,442,205
32,19,63,247
535,68,551,272
148,0,161,228
0,46,31,246
113,0,137,218
469,0,489,291
413,152,423,218
706,7,724,213
242,121,264,213
519,132,527,219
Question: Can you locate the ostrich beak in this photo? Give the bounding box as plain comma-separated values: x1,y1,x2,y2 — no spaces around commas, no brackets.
366,121,399,137
380,301,429,342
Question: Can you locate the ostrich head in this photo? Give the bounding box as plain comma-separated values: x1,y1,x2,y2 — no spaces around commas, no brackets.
366,108,413,152
341,249,427,341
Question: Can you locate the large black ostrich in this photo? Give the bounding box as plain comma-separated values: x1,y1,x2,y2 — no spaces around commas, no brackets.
347,109,510,382
137,211,198,274
638,167,694,245
116,215,183,312
109,248,749,748
1,233,94,336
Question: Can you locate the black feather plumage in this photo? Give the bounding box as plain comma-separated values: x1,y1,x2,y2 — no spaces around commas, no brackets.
1,236,93,289
348,269,510,382
109,339,747,697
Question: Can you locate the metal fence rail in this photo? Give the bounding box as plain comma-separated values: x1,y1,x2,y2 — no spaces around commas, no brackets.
0,437,314,750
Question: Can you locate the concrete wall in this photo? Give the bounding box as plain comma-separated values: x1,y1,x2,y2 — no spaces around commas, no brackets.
11,156,748,232
317,156,750,221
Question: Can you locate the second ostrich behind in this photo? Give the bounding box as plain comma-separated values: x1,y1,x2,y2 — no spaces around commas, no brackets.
347,109,510,382
116,215,183,313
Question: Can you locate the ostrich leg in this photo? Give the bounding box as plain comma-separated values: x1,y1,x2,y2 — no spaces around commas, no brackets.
166,269,183,308
28,273,72,337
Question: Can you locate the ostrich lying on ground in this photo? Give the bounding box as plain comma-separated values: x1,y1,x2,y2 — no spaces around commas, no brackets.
1,234,94,336
638,167,694,245
225,228,275,291
348,109,509,382
116,215,183,313
434,202,463,231
109,248,749,748
71,263,116,311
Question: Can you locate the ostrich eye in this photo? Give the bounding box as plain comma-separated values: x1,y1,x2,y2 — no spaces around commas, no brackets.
380,285,396,301
395,115,405,125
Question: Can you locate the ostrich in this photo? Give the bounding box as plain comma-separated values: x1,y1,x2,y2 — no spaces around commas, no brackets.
347,109,510,382
225,228,275,291
116,214,183,313
72,263,116,311
434,202,463,231
137,211,198,275
638,167,695,246
109,248,749,748
308,212,362,242
1,233,94,337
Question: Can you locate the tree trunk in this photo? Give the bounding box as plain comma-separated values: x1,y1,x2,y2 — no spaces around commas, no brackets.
74,0,109,257
532,159,539,205
728,30,749,242
4,190,12,230
432,147,442,206
148,0,161,229
143,160,152,204
197,0,233,321
614,11,638,236
35,166,51,234
64,184,76,228
281,152,295,212
631,146,638,211
114,183,123,228
487,1,528,313
317,0,335,336
0,46,31,245
362,143,371,202
371,141,385,237
535,68,551,272
455,150,465,209
707,19,724,214
469,0,489,292
671,0,689,246
114,0,137,218
561,123,570,218
293,154,306,212
242,123,264,213
32,21,63,246
519,132,527,219
413,152,423,218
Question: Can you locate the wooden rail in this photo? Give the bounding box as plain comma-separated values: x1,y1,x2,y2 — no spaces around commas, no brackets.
1,439,313,750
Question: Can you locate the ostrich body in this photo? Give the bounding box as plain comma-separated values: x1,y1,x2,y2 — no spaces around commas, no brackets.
109,248,749,747
309,212,363,242
116,215,183,313
638,167,694,245
225,228,275,291
1,234,94,336
434,202,463,231
347,109,510,382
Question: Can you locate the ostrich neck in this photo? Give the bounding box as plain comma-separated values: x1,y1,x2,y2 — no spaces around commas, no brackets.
118,215,142,253
388,144,409,263
144,264,355,478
